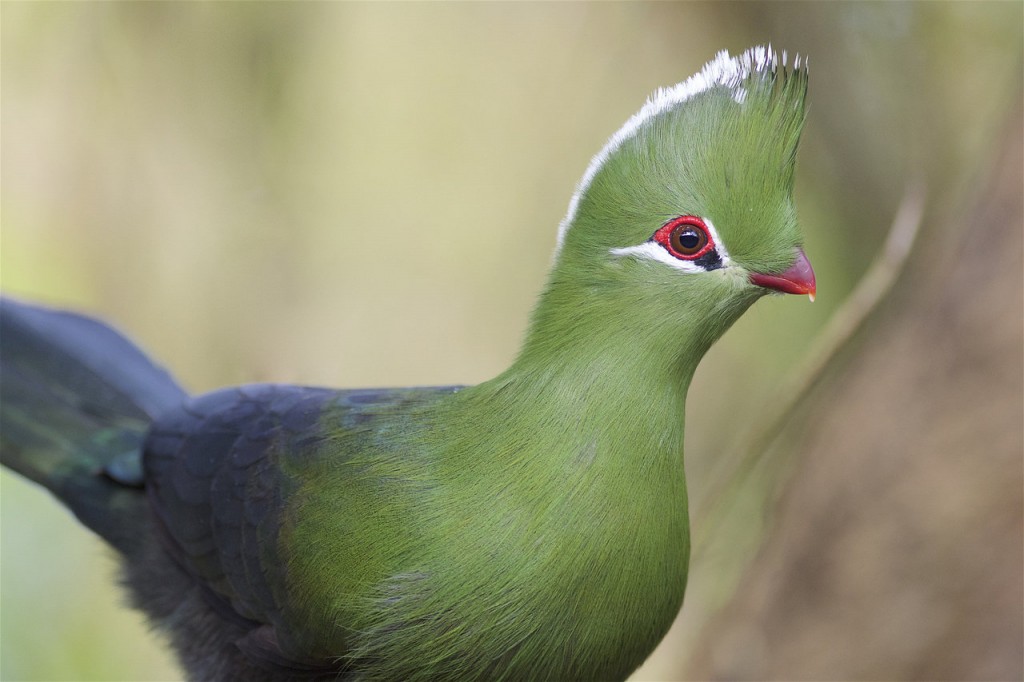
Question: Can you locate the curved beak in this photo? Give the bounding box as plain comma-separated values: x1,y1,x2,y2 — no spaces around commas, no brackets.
749,248,817,301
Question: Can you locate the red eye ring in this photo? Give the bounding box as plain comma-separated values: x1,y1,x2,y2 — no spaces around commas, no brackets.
653,215,714,260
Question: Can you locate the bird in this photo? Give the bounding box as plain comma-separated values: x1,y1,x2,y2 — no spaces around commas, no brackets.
1,46,814,681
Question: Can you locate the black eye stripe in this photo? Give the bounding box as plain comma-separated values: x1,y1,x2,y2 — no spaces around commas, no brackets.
694,249,722,270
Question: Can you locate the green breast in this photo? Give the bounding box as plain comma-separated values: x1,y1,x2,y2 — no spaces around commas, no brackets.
330,435,688,679
283,373,693,680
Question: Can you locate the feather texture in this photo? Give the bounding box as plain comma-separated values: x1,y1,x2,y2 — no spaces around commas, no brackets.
1,45,811,681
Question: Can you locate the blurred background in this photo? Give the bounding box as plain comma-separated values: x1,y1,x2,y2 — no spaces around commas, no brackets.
2,3,1020,680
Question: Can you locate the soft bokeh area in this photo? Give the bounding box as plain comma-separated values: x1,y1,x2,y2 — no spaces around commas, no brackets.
2,3,1021,680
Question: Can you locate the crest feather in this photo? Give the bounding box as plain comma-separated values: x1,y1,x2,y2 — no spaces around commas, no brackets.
555,45,808,255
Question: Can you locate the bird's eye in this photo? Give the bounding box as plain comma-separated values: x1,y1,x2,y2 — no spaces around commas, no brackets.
672,228,705,254
653,216,714,260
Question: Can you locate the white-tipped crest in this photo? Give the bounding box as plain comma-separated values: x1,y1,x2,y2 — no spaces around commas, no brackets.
554,46,796,258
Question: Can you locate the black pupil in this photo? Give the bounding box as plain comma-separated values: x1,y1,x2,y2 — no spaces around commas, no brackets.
677,230,701,250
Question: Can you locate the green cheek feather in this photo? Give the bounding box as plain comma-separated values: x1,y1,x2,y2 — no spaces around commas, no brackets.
1,45,814,681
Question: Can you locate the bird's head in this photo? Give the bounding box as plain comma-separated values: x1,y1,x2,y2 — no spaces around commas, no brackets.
532,47,814,370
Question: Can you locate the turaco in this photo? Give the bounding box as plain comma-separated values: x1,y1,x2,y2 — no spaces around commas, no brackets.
1,45,815,681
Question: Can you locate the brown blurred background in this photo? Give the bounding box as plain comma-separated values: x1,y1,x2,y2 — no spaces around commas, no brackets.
2,3,1020,680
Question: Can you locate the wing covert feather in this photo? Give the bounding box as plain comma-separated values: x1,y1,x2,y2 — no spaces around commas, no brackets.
142,382,462,673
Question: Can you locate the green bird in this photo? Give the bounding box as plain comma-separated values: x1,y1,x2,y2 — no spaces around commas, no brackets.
1,46,814,681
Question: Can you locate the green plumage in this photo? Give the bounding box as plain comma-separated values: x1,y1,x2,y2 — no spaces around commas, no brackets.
0,47,811,681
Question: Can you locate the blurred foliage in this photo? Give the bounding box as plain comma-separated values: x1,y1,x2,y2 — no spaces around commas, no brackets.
1,3,1020,681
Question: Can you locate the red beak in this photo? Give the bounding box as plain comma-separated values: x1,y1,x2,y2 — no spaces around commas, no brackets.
749,248,817,300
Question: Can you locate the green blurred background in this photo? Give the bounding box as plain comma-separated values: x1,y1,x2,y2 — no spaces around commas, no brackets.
2,3,1020,680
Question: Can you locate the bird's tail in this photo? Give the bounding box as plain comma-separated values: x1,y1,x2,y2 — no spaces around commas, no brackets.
0,297,187,555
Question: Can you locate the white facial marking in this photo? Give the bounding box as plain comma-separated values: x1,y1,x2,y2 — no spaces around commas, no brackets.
609,217,732,272
609,242,708,273
555,45,793,259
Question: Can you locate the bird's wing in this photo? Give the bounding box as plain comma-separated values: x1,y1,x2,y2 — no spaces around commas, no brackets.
141,382,462,674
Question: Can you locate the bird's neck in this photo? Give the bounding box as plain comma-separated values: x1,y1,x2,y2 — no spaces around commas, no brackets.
506,269,720,407
450,269,725,483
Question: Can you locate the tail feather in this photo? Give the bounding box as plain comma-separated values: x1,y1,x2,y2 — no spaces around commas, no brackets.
0,297,188,554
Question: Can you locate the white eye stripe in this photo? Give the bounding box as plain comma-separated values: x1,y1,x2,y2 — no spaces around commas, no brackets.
610,242,707,272
610,218,731,271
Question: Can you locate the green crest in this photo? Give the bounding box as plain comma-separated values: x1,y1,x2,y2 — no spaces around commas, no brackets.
558,46,809,274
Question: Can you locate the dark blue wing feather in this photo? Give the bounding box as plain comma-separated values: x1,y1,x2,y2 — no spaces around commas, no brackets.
142,382,463,672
